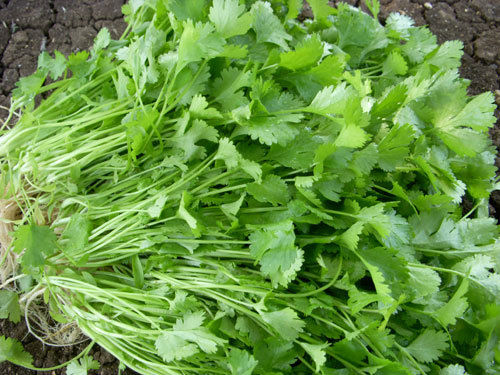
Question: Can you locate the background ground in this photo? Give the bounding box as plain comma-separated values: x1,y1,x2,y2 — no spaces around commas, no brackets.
0,0,499,374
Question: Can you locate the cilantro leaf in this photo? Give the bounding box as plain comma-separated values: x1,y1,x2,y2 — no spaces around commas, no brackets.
228,348,258,375
209,0,253,38
260,308,304,341
307,83,351,115
66,355,100,375
61,213,91,259
402,27,437,63
376,124,414,171
308,54,346,85
0,336,32,366
251,1,292,50
234,114,301,146
299,342,328,372
189,94,222,119
38,51,67,80
93,28,111,54
406,329,449,363
426,40,464,70
434,279,469,327
286,0,302,20
12,224,57,267
155,311,227,362
167,0,209,22
0,291,21,323
383,51,408,76
279,34,324,71
249,221,303,287
247,174,290,206
177,20,226,73
211,67,252,110
254,337,298,372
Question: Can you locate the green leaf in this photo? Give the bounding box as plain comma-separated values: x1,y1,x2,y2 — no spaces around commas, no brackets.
386,13,414,39
38,51,67,80
155,311,227,363
351,143,378,176
260,308,305,341
358,247,409,298
228,348,258,375
211,67,252,110
405,329,449,363
66,355,100,375
377,124,414,171
221,194,246,218
189,94,222,119
335,124,369,149
209,0,253,38
364,0,380,19
61,213,91,257
451,92,497,132
177,191,202,237
402,27,437,63
407,266,441,301
307,83,351,115
308,54,346,85
307,0,336,24
286,0,302,20
93,28,111,53
332,338,367,364
356,204,392,238
334,3,387,64
12,224,57,267
372,84,408,120
253,337,298,372
167,0,209,22
299,342,328,372
348,287,389,314
0,336,32,366
12,71,46,100
426,40,463,70
268,131,318,169
171,118,219,161
235,114,301,146
383,51,408,76
249,221,303,287
338,221,364,251
0,291,21,323
215,138,240,169
147,195,168,219
434,278,469,327
177,20,226,73
247,174,290,206
251,1,292,50
279,34,324,71
432,92,496,157
215,138,262,181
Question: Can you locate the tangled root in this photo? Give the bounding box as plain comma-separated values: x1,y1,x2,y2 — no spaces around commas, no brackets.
0,197,86,347
0,198,21,285
24,289,87,347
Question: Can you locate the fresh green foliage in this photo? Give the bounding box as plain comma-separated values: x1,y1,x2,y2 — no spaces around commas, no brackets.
0,336,32,367
12,224,57,267
66,355,100,375
0,291,21,323
0,0,499,374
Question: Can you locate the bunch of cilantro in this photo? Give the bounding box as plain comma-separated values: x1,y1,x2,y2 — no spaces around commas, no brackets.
0,0,499,374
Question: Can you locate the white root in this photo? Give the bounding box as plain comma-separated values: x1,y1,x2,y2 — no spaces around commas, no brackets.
0,198,21,285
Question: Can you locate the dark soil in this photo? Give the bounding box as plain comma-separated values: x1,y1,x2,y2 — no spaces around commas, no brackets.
0,0,499,374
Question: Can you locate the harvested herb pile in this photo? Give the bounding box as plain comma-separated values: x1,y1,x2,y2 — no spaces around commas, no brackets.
0,0,499,374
